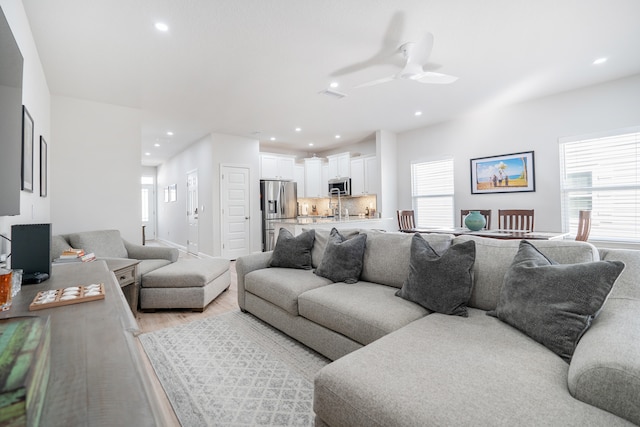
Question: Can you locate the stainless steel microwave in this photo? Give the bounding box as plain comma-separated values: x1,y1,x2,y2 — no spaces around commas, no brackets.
328,178,351,196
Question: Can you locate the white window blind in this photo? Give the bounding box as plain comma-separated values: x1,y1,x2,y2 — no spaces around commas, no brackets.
411,158,454,228
559,129,640,242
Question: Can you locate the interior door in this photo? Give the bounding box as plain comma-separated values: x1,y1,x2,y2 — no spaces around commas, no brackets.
221,165,251,260
187,170,198,255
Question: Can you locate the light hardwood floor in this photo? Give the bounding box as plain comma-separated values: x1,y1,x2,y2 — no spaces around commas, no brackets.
133,245,242,425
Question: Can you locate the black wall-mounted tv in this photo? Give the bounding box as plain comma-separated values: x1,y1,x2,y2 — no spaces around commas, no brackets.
0,5,24,216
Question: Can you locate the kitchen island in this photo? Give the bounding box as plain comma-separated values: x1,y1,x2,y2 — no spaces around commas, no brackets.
273,216,392,238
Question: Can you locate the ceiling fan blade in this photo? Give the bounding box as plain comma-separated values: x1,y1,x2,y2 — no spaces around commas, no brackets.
354,75,397,88
415,71,458,84
407,32,434,67
330,11,406,77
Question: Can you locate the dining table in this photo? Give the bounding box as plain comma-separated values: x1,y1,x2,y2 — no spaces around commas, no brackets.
405,227,570,240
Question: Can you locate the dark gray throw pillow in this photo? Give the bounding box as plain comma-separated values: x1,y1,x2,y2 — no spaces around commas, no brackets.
315,228,367,283
396,234,476,317
489,240,624,363
270,228,315,270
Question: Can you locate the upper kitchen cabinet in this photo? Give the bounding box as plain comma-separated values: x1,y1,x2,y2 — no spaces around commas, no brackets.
351,155,378,196
327,152,350,179
260,153,296,180
304,157,325,198
294,164,305,198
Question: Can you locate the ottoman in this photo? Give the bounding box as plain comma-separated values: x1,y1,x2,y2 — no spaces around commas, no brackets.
140,258,231,312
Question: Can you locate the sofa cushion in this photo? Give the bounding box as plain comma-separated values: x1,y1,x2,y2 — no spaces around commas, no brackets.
137,259,173,277
396,235,475,317
245,268,332,315
453,236,600,311
360,231,454,289
51,234,71,261
314,309,630,427
270,228,315,270
315,228,367,284
306,228,360,269
68,230,128,258
298,282,429,346
489,240,624,363
142,258,230,288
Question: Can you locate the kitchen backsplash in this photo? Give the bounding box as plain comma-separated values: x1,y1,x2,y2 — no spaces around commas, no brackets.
298,195,377,217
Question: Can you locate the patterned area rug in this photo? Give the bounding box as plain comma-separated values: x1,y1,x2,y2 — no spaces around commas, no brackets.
139,310,330,426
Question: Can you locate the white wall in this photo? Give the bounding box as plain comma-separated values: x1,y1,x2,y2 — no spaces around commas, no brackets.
157,132,260,257
51,96,142,242
0,1,51,258
397,74,640,231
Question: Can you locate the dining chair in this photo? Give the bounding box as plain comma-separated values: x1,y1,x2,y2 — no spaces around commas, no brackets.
575,210,592,241
498,209,534,231
460,209,492,230
397,210,416,232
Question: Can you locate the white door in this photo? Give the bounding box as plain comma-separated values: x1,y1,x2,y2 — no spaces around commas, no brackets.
221,165,251,260
187,170,198,255
141,183,156,241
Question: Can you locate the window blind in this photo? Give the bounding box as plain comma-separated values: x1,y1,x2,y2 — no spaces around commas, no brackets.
559,129,640,242
411,158,454,228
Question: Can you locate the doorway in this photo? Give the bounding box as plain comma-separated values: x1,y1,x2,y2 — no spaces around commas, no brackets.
220,165,251,259
187,170,199,255
141,176,156,241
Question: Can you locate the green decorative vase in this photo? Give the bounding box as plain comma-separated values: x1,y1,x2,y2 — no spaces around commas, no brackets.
464,211,486,231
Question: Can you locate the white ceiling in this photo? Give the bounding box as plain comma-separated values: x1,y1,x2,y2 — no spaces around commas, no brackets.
22,0,640,167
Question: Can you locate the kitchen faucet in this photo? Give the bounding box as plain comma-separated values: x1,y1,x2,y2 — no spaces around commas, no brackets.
329,188,342,220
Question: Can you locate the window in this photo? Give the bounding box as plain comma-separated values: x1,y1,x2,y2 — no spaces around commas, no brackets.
411,157,454,228
141,188,150,222
559,127,640,242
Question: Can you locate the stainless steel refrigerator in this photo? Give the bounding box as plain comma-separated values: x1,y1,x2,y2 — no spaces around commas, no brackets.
260,180,298,251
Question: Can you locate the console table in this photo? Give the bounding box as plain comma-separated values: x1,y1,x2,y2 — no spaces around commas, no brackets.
104,258,140,312
0,261,168,426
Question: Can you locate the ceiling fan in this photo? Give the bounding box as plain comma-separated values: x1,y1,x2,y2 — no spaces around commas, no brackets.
355,32,458,88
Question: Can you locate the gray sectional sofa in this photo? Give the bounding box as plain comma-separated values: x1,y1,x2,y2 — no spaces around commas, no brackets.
236,229,640,426
52,229,231,311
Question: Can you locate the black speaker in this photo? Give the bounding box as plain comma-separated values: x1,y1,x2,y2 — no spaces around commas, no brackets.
11,223,52,283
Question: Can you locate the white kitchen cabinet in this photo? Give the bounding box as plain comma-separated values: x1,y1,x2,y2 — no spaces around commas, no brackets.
260,153,295,180
327,152,350,178
321,164,329,197
304,157,324,198
294,165,305,198
350,155,378,195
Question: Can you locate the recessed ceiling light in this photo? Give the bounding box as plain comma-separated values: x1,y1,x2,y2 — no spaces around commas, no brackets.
295,127,302,132
155,22,169,32
308,142,314,147
415,111,423,116
270,137,276,141
154,143,160,147
166,131,173,136
593,57,607,65
145,152,151,156
335,134,341,139
329,82,339,88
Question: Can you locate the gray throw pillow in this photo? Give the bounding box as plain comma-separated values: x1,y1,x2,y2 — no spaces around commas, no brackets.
396,234,476,317
489,240,624,363
270,228,315,270
315,228,367,284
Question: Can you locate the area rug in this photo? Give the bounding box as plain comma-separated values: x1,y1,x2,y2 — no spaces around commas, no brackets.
139,310,330,426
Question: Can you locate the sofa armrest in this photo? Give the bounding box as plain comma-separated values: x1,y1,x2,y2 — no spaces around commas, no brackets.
568,298,640,425
235,251,272,310
123,240,179,263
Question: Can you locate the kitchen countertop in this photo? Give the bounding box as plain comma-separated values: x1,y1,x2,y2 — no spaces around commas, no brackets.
276,216,384,225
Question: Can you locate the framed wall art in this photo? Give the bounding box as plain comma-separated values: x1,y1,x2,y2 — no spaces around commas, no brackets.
470,151,535,194
40,136,47,197
21,105,34,192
